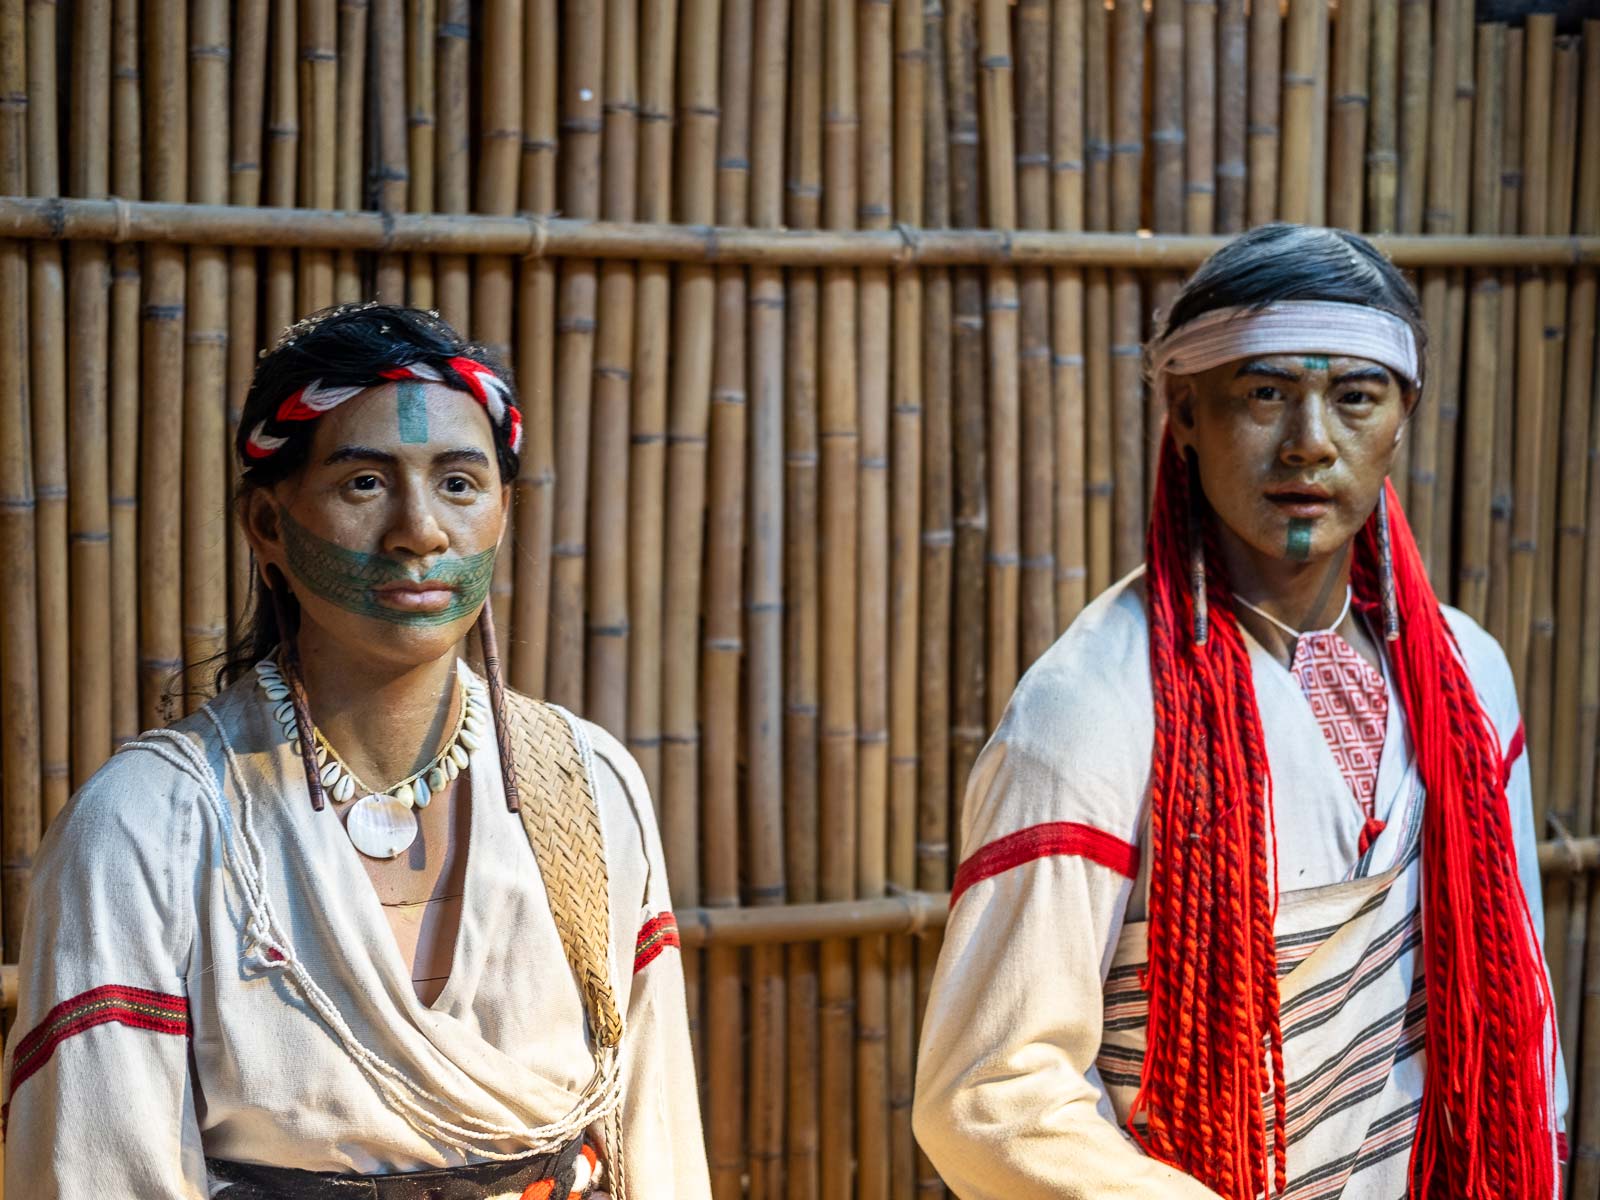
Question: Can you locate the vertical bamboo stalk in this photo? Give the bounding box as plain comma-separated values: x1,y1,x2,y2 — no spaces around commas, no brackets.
1366,0,1399,231
1394,0,1429,240
784,0,822,1191
67,0,113,788
511,0,556,696
1052,0,1086,628
108,0,139,747
746,3,790,1191
264,0,299,343
1509,15,1552,699
1279,0,1325,225
1185,0,1216,234
297,0,336,314
1329,0,1371,229
587,0,635,739
1215,0,1246,232
434,0,470,329
1486,26,1522,647
228,0,268,639
404,0,436,306
546,0,604,712
1016,0,1054,670
1082,0,1110,597
1457,25,1503,624
854,0,892,1195
886,2,923,1191
1247,0,1282,224
0,0,36,956
1151,0,1185,237
27,0,71,829
332,0,367,300
1110,0,1143,577
818,0,860,1190
370,0,407,302
139,0,186,731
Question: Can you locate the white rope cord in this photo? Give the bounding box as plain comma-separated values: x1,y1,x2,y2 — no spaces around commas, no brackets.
123,718,624,1161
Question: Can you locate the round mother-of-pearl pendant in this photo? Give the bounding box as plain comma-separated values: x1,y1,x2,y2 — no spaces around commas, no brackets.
345,792,419,859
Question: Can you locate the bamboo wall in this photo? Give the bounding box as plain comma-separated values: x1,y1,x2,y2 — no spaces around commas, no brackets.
0,0,1598,1196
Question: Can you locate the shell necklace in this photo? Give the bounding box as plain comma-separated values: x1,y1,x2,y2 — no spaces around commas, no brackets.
254,658,488,859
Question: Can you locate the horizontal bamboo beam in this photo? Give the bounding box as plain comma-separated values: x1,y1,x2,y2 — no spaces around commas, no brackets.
1,196,1598,268
0,831,1593,1011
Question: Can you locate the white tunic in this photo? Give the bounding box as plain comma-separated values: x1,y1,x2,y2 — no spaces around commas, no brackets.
2,662,711,1199
913,571,1565,1199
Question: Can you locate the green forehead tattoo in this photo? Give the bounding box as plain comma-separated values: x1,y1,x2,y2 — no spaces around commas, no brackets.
278,507,495,625
1286,517,1313,561
396,380,430,444
1301,354,1330,371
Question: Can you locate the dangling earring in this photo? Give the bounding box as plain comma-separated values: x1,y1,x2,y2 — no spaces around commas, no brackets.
1186,449,1209,647
266,566,328,811
1376,483,1400,642
475,597,521,813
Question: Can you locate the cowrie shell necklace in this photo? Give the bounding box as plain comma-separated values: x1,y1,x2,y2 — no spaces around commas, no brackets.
254,658,489,859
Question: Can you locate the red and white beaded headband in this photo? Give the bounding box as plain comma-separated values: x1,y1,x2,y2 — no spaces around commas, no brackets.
1149,301,1421,400
243,355,524,461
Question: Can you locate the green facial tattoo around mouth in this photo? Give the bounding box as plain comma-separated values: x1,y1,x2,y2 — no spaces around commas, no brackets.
1286,516,1314,561
278,506,496,625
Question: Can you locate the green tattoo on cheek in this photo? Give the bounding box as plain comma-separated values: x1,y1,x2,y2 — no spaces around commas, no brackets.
1302,355,1330,371
396,381,429,444
278,507,496,625
1286,517,1313,561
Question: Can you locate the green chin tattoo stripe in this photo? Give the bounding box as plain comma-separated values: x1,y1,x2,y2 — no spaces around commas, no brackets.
278,507,496,626
396,380,430,444
1286,517,1313,561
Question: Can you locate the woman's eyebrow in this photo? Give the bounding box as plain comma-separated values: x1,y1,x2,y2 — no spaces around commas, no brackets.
323,445,399,467
433,448,493,468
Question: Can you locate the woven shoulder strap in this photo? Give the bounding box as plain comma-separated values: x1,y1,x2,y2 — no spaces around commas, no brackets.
501,689,624,1049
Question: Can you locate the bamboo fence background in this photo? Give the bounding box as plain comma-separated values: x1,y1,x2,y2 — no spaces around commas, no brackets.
0,0,1597,1196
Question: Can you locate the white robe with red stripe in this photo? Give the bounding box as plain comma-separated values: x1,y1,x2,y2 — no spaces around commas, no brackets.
2,662,711,1200
912,570,1566,1199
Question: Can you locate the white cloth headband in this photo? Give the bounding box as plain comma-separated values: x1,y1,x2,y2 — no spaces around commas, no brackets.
1149,301,1420,392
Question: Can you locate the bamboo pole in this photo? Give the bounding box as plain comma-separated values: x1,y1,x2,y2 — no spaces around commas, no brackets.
1279,0,1324,225
371,0,406,303
264,0,298,343
1185,0,1216,234
745,3,790,1192
227,0,268,639
1247,0,1282,225
108,0,139,748
1486,26,1522,648
1083,0,1111,601
584,0,630,738
333,0,367,300
1151,0,1185,237
1329,0,1371,229
1215,0,1245,233
1509,15,1552,701
855,0,893,1194
511,0,556,696
818,0,860,1189
27,0,71,829
0,0,36,958
435,0,470,329
1110,0,1144,577
886,1,924,1190
1016,0,1054,671
183,0,229,720
66,0,113,789
297,0,336,315
784,0,823,1190
405,0,436,306
1457,25,1503,624
139,0,186,732
1367,0,1399,232
1053,0,1086,629
1395,0,1430,238
703,0,752,1192
625,0,677,796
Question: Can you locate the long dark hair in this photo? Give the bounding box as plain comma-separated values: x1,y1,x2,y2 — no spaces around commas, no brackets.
217,303,520,690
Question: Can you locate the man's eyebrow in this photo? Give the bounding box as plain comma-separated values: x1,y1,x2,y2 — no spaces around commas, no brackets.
1332,365,1393,385
1233,360,1302,382
324,445,399,467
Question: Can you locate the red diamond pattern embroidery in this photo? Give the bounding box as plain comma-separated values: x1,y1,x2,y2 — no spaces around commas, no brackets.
1290,632,1388,818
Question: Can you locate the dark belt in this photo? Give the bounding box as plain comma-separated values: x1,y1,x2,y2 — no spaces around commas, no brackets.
206,1136,586,1200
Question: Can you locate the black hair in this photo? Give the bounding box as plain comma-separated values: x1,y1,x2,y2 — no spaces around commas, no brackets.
1154,223,1427,392
215,303,519,690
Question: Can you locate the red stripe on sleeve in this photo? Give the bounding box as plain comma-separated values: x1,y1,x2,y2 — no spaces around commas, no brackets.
634,912,681,974
7,984,189,1105
950,821,1140,910
1503,719,1526,788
